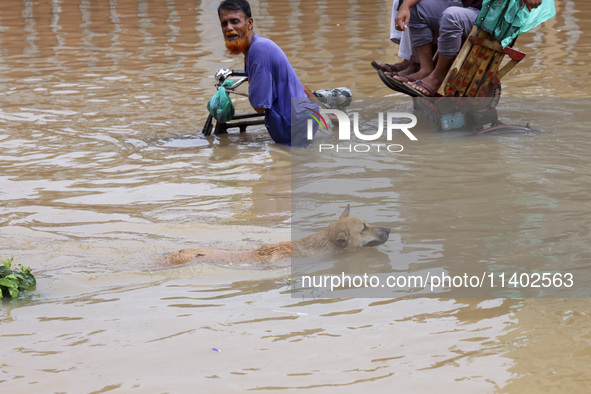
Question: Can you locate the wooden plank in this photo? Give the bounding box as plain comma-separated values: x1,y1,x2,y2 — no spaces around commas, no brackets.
475,52,504,97
495,58,520,80
458,42,488,96
466,46,495,96
445,41,481,96
502,46,527,61
469,36,504,52
454,30,490,96
438,25,479,96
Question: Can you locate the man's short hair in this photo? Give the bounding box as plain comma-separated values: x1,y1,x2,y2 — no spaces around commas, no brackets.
218,0,252,18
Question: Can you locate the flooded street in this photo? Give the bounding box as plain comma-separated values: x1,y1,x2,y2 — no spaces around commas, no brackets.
1,0,591,392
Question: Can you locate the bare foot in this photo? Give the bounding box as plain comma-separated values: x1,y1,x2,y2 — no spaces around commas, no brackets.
409,73,445,97
377,59,410,74
391,59,410,71
393,62,433,83
384,61,419,77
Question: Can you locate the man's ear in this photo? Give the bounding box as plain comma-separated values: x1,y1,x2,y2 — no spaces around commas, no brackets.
336,231,348,247
339,204,350,219
247,17,254,30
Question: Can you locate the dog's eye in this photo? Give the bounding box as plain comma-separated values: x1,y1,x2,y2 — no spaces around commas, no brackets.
362,224,368,232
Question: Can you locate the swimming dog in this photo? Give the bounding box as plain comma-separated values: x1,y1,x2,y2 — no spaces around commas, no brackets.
165,205,390,265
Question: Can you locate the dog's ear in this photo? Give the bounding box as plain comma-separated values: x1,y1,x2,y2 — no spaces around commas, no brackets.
339,204,350,219
336,231,348,247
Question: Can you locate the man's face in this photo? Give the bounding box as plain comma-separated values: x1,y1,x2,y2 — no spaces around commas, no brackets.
219,9,253,55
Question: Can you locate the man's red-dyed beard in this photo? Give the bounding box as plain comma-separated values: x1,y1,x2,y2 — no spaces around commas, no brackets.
225,28,251,55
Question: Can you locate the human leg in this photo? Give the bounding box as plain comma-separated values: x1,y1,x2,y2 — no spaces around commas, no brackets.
378,30,416,76
375,0,410,74
384,28,420,75
409,6,479,96
394,0,460,82
437,6,479,59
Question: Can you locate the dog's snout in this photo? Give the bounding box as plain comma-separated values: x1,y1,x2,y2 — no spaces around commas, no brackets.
362,226,391,247
376,227,390,243
378,226,391,239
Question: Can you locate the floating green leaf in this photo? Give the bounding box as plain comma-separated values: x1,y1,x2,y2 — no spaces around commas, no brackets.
0,258,37,299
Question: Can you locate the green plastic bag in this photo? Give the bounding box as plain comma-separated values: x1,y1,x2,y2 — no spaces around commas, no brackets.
207,80,235,123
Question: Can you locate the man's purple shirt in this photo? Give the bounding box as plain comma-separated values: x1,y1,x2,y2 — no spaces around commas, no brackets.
246,34,316,145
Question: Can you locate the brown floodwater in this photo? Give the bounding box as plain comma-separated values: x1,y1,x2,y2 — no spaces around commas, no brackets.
1,0,591,392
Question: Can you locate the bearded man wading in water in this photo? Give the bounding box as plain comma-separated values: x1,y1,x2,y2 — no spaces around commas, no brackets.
218,0,350,146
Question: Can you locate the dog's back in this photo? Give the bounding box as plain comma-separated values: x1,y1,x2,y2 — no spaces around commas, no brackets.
165,205,389,266
166,242,292,266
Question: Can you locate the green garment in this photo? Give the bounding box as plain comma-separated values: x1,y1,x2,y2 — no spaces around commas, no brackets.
475,0,556,47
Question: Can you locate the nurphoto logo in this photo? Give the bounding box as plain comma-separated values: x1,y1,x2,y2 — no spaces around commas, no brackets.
306,108,418,153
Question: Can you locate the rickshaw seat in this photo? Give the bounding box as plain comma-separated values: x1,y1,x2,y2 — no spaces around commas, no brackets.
437,25,526,98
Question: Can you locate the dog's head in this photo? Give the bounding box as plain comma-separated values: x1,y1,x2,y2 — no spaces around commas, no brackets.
326,205,390,250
